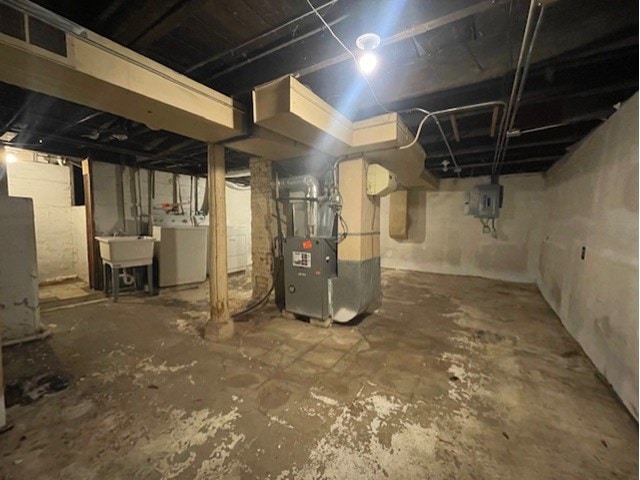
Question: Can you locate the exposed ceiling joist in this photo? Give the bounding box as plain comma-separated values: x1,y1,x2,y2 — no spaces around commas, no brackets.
294,0,508,79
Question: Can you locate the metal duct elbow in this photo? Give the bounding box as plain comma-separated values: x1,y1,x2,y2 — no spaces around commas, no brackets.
303,175,319,199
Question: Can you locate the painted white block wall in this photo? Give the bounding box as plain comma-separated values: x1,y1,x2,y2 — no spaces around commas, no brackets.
537,93,639,419
7,154,88,283
380,173,546,283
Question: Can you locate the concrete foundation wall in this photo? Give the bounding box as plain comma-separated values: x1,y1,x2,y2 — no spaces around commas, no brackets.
380,173,546,283
7,154,88,283
537,93,639,419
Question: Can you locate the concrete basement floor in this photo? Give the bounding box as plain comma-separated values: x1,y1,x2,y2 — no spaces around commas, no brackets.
1,269,637,479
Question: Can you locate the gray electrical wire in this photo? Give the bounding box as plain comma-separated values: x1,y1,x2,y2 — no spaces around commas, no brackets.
305,0,471,176
399,107,461,177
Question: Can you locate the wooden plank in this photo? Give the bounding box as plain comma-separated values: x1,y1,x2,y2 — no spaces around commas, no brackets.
205,143,233,339
82,158,102,290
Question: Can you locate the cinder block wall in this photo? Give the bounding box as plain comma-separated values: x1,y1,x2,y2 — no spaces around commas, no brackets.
7,152,88,283
380,173,546,283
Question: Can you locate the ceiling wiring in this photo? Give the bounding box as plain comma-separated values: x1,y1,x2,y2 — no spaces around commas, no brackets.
304,0,465,177
304,0,391,114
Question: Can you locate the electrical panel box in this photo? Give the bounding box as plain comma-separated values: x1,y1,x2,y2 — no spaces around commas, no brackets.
465,183,503,219
283,237,337,320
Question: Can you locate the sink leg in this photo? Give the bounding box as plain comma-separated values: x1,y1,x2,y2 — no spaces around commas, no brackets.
112,266,119,303
147,264,154,296
103,263,108,297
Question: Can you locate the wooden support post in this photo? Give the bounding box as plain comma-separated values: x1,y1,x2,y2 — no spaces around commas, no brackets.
82,158,103,290
204,144,233,340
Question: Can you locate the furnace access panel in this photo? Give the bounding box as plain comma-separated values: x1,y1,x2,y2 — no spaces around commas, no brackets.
283,237,337,320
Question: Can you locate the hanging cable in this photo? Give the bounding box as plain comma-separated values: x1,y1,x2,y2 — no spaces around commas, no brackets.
232,175,285,320
305,0,500,176
398,107,461,177
304,0,391,114
399,110,433,150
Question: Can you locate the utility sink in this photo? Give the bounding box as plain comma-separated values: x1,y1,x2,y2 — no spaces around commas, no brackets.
95,236,155,267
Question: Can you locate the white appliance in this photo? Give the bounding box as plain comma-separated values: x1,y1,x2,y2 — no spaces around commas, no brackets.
227,225,249,273
203,225,250,275
153,225,207,287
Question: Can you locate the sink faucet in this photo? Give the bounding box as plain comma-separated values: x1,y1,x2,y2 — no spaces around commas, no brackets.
113,229,125,237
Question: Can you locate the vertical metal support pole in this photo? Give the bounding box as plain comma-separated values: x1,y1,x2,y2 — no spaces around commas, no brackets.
147,264,154,296
103,262,108,296
112,266,119,302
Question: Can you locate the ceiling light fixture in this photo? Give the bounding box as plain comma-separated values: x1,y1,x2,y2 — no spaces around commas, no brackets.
356,33,380,75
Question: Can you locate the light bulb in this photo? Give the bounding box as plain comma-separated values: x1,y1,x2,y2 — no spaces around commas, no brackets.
359,52,378,75
5,152,17,164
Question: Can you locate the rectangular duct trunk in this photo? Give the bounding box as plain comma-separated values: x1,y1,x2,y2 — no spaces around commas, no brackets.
0,10,245,143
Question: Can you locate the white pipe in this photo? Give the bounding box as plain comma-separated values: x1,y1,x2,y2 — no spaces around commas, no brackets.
400,101,507,177
492,1,544,175
495,6,546,173
120,271,135,286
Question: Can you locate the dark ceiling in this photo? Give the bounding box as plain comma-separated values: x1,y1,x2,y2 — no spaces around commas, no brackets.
0,0,637,178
